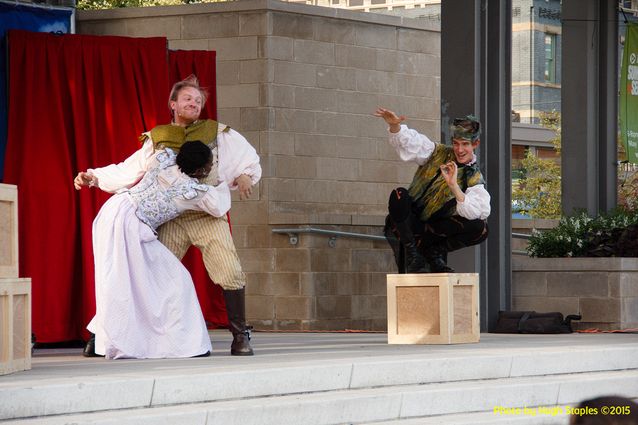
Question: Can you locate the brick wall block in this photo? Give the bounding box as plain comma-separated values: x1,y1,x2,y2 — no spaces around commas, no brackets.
182,14,239,39
294,39,335,65
209,37,258,61
275,296,315,319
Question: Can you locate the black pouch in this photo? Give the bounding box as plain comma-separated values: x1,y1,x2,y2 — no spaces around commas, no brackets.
493,310,581,334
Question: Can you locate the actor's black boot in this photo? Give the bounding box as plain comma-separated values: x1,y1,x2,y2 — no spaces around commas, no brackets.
394,220,429,273
425,244,454,273
82,333,104,357
223,288,254,356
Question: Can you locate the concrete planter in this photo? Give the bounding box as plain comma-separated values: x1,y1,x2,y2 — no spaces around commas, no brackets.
512,256,638,330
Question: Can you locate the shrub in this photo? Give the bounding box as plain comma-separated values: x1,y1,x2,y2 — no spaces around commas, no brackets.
526,209,638,257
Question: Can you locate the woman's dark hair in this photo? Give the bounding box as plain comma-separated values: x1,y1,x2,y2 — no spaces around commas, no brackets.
176,141,212,176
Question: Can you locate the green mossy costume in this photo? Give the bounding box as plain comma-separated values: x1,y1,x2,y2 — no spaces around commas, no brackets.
139,119,230,151
408,143,485,223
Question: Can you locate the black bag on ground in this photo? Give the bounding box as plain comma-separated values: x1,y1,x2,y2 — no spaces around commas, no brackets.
493,310,581,334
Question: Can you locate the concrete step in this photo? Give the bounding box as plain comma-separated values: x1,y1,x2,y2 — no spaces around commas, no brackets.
2,344,638,421
4,370,638,425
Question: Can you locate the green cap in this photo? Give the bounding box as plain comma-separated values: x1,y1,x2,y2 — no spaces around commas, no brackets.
451,115,481,142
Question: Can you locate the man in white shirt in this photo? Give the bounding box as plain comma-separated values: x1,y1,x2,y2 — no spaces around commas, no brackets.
75,76,261,355
374,108,490,273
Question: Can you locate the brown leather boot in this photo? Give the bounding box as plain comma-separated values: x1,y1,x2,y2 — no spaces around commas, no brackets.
223,288,254,356
82,333,104,358
425,244,454,273
394,220,430,273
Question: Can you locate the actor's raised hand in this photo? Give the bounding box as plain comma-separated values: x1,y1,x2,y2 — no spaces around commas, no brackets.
234,174,253,200
74,171,97,190
374,107,405,133
440,162,466,202
440,161,458,185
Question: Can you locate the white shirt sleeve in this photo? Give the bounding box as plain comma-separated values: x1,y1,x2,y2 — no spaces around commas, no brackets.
456,184,491,220
188,181,232,218
89,139,155,193
388,124,436,166
217,126,262,189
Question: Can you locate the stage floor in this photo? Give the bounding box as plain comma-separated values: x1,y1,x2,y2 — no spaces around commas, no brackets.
13,330,638,381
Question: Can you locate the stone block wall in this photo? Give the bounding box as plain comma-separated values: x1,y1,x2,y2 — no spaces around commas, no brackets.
512,257,638,331
76,0,440,330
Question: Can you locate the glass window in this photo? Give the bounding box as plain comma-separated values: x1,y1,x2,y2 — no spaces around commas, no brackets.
536,146,560,164
544,34,556,83
512,145,527,180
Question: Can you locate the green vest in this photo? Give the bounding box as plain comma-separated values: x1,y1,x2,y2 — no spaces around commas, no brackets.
408,143,485,222
144,119,220,151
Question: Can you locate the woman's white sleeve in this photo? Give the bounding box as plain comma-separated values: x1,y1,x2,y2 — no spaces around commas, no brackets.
194,182,232,218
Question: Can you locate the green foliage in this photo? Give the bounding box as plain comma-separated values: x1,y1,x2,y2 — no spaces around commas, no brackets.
512,110,562,219
526,209,638,257
538,111,561,150
77,0,220,10
512,151,561,218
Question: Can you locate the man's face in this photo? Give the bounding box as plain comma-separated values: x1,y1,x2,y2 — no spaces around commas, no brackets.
171,86,203,125
452,138,479,164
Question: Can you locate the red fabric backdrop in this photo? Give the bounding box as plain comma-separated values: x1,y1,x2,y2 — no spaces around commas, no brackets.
4,30,227,343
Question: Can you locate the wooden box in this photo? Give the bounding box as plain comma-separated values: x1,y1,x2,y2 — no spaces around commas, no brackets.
1,278,32,375
387,273,479,344
0,184,18,278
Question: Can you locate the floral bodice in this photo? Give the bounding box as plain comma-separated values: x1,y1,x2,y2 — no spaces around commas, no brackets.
128,149,209,230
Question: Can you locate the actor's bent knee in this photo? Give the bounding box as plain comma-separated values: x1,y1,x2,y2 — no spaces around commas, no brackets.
388,187,411,222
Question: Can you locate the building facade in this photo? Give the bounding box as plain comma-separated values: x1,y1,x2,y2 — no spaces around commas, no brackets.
288,0,562,124
512,0,561,124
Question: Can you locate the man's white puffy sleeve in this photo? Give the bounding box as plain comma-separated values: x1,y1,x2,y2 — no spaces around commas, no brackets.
89,139,155,193
388,125,436,166
456,185,491,220
217,126,262,189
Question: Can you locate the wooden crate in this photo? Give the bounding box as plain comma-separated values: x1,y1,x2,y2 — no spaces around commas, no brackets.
0,184,18,278
387,273,479,344
1,278,32,375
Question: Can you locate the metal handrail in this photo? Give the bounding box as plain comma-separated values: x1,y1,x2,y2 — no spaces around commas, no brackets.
512,232,532,255
272,227,385,247
272,227,534,252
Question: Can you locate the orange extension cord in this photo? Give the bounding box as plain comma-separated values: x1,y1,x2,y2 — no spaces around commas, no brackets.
576,328,638,333
253,329,385,333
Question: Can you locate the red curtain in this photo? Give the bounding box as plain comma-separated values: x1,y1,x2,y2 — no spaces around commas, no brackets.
169,50,217,121
4,30,226,342
169,50,228,328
